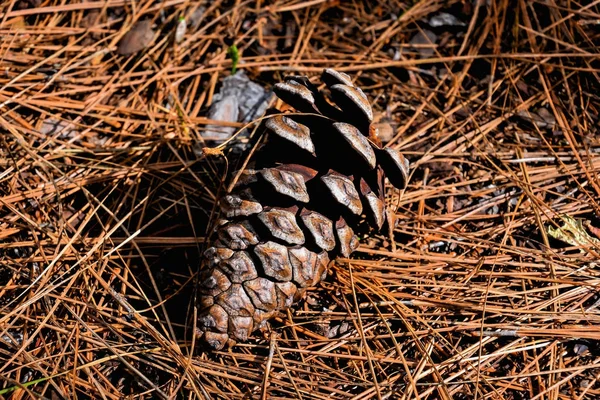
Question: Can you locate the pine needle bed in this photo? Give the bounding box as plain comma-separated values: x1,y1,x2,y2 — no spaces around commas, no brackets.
1,1,600,398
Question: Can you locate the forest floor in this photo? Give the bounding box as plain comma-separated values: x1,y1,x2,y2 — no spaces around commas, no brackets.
1,0,600,399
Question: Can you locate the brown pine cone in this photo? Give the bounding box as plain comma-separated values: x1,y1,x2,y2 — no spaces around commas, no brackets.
197,69,410,350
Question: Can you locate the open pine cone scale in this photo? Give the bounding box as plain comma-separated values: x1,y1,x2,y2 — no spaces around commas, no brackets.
197,69,409,350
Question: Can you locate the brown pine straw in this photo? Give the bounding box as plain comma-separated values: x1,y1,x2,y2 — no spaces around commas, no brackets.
1,0,600,398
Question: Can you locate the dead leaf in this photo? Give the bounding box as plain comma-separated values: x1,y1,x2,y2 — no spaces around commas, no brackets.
535,107,556,128
117,20,155,55
547,215,600,250
40,118,77,139
371,122,394,143
409,30,437,58
429,13,466,28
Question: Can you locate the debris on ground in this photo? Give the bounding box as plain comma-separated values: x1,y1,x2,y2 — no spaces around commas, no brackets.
117,19,155,55
409,29,438,58
202,71,273,144
429,12,466,27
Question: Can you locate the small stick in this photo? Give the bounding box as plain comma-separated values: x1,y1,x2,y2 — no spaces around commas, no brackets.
261,331,277,400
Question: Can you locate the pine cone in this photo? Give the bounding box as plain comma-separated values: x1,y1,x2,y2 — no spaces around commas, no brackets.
197,69,409,350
